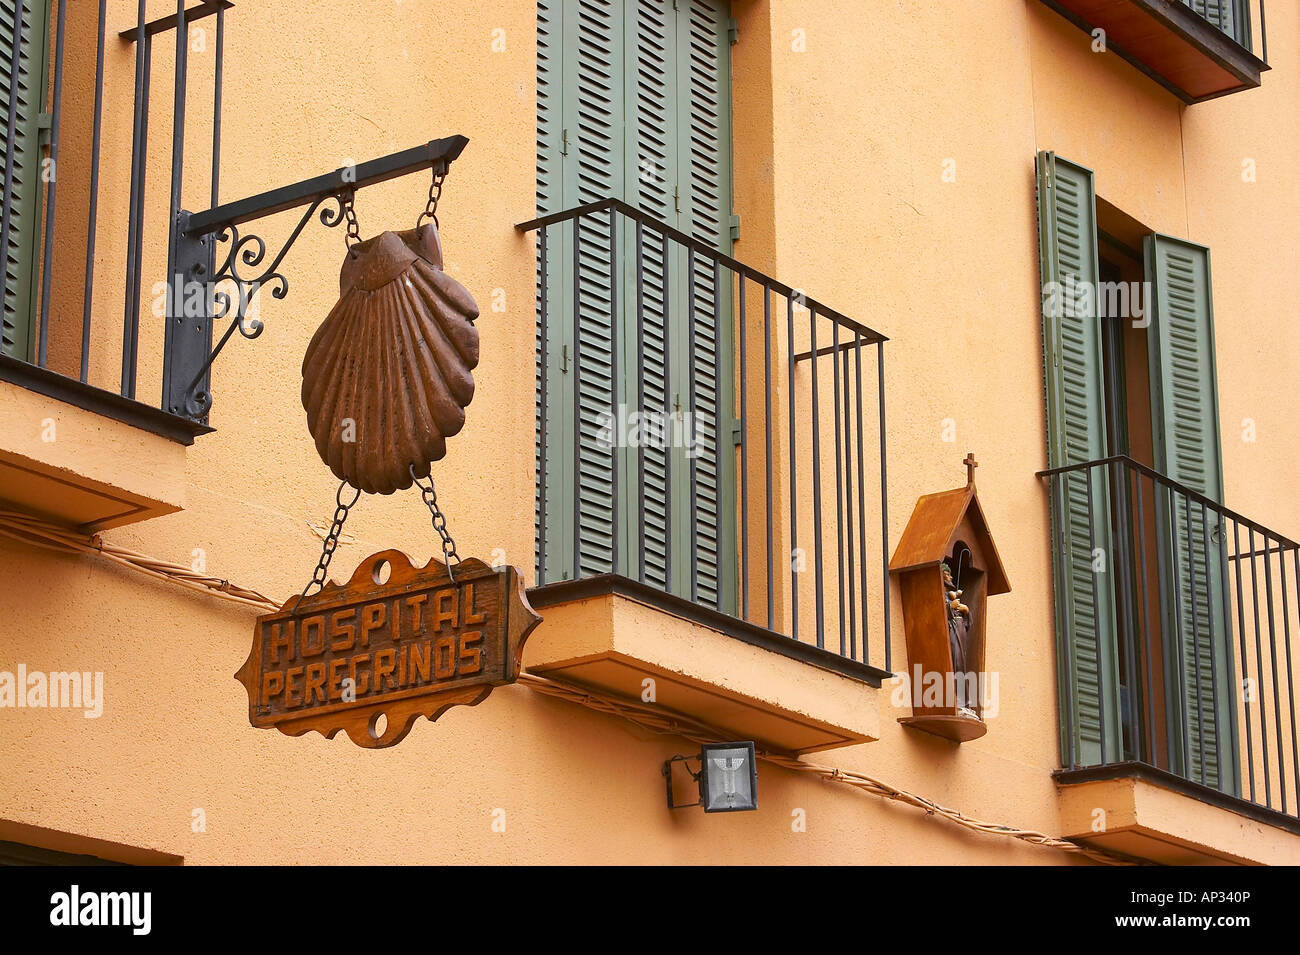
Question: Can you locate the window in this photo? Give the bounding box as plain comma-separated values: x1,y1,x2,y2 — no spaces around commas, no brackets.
1036,150,1238,791
1182,0,1250,47
0,0,51,362
535,0,737,609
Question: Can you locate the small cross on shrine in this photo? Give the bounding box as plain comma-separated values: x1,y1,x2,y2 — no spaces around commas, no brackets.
964,452,978,488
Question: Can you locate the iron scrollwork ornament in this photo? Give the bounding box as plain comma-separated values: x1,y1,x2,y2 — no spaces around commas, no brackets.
183,194,351,418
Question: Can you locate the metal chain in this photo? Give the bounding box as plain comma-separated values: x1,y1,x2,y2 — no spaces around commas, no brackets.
343,191,362,254
415,162,447,230
294,480,361,610
410,464,460,581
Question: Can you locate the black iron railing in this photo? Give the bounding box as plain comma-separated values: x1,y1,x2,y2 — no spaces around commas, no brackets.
1,3,462,444
1180,0,1267,62
0,0,230,443
1039,455,1298,820
518,199,892,677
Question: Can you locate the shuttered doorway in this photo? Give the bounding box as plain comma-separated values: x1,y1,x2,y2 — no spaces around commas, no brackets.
536,0,737,611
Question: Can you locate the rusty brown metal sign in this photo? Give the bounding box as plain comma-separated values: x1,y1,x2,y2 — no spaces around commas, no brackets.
236,549,540,748
301,222,480,495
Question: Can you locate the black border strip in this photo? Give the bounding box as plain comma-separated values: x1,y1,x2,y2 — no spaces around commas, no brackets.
0,356,212,446
527,574,891,687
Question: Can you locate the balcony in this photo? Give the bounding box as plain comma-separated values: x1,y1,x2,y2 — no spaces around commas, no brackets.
1,4,466,536
0,1,232,442
1038,0,1270,103
1039,455,1300,863
0,2,239,531
517,199,891,754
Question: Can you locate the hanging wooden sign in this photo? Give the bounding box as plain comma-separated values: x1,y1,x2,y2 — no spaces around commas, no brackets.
238,163,536,748
236,549,541,748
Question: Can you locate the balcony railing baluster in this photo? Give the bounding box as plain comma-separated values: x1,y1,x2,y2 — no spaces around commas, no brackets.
763,281,774,631
738,272,748,620
80,0,107,385
786,291,798,642
36,0,66,368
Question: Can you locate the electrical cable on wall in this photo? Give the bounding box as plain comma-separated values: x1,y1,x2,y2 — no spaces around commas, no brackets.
0,508,1133,866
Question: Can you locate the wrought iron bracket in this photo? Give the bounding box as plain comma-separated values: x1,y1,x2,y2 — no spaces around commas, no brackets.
163,134,469,423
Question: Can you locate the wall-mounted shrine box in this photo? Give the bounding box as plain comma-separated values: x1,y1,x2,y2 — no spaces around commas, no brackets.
889,458,1009,742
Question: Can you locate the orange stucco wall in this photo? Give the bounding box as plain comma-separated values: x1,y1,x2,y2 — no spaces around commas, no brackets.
1,0,1297,864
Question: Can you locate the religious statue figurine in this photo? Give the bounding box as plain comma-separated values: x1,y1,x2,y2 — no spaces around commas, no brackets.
942,562,978,718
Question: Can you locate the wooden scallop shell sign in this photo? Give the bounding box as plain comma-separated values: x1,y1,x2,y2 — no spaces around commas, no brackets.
301,222,479,494
238,207,542,748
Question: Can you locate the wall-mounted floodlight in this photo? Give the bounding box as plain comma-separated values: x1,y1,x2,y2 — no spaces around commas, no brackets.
662,741,758,812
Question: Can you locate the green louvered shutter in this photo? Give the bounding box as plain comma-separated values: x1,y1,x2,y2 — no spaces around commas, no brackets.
568,0,623,579
1182,1,1249,47
1036,150,1122,768
536,0,734,609
535,0,556,580
536,0,625,581
1145,234,1239,793
673,0,735,610
0,0,48,361
621,0,675,593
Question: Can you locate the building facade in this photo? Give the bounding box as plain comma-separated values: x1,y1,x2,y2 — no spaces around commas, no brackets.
0,0,1297,864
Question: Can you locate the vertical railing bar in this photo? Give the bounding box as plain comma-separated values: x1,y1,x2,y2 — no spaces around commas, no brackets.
737,272,748,619
687,246,698,604
712,257,722,610
537,225,548,585
164,0,189,290
206,2,224,413
1057,474,1078,770
1277,542,1298,815
877,342,891,671
1184,491,1205,785
635,219,645,584
80,0,108,384
1085,469,1107,764
1233,521,1256,802
661,229,670,589
808,306,824,649
1134,470,1156,765
854,336,869,664
0,0,28,343
832,321,846,657
1262,529,1284,811
210,4,223,209
1289,547,1300,816
572,216,582,579
120,6,151,398
1151,477,1172,773
786,294,798,641
1168,484,1191,780
1114,461,1141,763
35,0,68,367
1200,502,1224,793
1248,527,1271,806
1259,0,1268,65
841,343,857,661
608,208,618,576
763,283,774,630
